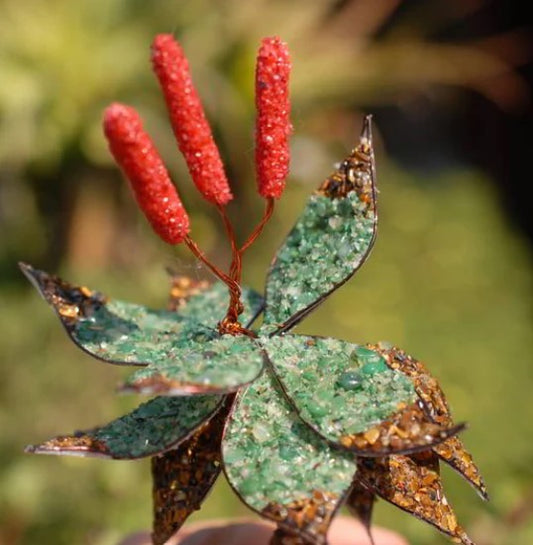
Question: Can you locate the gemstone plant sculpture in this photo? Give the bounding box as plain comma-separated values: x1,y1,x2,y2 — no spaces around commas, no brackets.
21,35,488,545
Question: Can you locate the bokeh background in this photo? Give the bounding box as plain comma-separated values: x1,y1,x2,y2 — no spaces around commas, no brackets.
1,1,532,544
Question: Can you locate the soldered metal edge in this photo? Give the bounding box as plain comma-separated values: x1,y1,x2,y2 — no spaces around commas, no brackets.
119,374,233,396
25,434,110,459
338,401,464,456
151,396,234,545
263,490,340,545
346,478,376,545
356,453,475,545
19,262,107,328
372,343,488,499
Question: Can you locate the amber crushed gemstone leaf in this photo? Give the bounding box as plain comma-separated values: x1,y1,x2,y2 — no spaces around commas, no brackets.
371,344,451,425
166,272,211,311
317,115,374,201
372,344,488,499
263,490,339,545
357,452,475,545
151,397,233,545
433,437,489,500
346,478,376,545
339,401,464,455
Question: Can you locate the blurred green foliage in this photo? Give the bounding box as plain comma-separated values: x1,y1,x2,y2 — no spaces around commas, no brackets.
1,1,531,544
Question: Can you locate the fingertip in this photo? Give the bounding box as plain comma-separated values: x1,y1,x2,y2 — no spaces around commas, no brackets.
116,518,409,545
116,532,151,545
329,516,410,545
178,520,273,545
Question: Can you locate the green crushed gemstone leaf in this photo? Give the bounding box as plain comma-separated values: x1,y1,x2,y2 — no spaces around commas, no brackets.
222,368,357,511
25,395,222,459
19,263,264,368
75,300,219,366
121,335,266,394
264,192,376,329
173,281,263,328
261,334,417,441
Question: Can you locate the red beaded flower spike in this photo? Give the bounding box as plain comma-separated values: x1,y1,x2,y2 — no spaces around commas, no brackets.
21,33,486,545
105,34,291,337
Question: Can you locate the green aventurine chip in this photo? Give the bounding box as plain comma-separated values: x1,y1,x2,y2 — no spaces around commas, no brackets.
121,335,266,394
222,369,356,542
262,335,417,442
25,395,223,459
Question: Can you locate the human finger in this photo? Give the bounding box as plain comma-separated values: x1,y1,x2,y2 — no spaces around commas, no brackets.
117,516,409,545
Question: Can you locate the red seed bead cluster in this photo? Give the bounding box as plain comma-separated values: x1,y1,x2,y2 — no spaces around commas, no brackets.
103,103,190,244
255,37,292,199
103,34,292,247
151,34,233,207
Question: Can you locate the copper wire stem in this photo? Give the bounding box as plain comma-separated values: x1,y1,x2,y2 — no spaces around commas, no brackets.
185,198,275,337
184,236,235,287
220,198,275,335
218,206,243,283
217,206,244,329
239,198,275,254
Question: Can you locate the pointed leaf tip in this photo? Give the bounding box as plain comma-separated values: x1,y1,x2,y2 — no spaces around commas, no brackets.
346,480,376,545
263,118,377,330
373,344,488,499
357,453,477,545
361,114,373,147
25,395,223,460
222,370,356,545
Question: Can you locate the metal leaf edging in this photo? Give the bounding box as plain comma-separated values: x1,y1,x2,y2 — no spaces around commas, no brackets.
151,396,234,545
263,116,377,333
120,335,267,395
346,478,376,545
373,343,488,499
262,334,464,455
25,394,223,459
222,368,357,545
